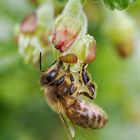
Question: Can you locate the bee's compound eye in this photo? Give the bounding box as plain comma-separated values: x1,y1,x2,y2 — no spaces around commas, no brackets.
45,69,58,83
40,69,58,86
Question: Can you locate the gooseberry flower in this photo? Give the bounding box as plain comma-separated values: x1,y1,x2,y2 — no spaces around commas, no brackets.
20,12,37,34
52,16,82,52
57,34,96,72
16,2,54,64
67,34,96,64
51,0,87,52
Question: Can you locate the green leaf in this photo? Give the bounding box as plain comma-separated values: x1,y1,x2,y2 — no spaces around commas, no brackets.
103,0,136,10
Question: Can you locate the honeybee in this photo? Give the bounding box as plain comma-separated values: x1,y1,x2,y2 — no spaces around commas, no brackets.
40,61,108,139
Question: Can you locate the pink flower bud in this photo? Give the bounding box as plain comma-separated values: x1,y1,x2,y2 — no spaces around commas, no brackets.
51,16,82,52
20,12,37,34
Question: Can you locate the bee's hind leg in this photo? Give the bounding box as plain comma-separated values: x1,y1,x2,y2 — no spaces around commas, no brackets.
77,91,93,100
81,64,96,99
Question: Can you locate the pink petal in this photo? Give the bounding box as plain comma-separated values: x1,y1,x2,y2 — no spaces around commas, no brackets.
20,12,37,34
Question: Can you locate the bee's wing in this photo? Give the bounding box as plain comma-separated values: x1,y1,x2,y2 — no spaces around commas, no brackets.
60,96,99,140
59,113,75,140
59,97,97,140
60,113,97,140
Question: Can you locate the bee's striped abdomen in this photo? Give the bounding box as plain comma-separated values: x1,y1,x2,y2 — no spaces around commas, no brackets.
67,99,108,129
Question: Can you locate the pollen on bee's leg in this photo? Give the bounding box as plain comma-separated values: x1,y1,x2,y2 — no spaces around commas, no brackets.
59,54,78,64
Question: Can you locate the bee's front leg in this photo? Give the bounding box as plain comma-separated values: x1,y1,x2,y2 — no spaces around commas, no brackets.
67,65,77,95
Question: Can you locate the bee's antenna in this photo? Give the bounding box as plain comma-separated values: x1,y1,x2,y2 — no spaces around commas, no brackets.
39,52,43,72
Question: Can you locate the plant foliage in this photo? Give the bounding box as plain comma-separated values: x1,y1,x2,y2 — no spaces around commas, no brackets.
103,0,136,10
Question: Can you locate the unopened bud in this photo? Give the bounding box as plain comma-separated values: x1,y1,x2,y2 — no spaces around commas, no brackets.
20,12,37,34
52,16,82,52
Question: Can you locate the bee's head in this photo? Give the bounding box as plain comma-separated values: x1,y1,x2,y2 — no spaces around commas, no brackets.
40,62,63,86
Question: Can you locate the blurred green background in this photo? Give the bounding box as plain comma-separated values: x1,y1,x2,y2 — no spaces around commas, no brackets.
0,0,140,140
